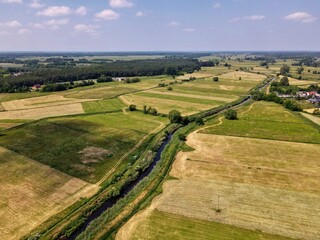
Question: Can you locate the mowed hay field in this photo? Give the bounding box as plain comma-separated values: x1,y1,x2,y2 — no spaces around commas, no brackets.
123,210,291,240
121,71,265,115
61,76,173,100
0,147,95,240
0,112,168,183
118,101,320,240
0,94,98,120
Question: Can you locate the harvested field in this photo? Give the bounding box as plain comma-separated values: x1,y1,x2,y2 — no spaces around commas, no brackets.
147,89,236,102
119,210,290,240
154,179,320,240
0,103,85,120
219,71,265,81
1,94,95,111
0,147,96,240
301,112,320,126
119,132,320,240
120,94,218,115
172,134,320,194
177,72,213,80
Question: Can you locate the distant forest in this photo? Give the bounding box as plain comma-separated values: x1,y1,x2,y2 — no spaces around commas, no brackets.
0,58,201,93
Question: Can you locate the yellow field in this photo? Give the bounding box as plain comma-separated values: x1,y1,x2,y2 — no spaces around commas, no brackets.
0,147,98,240
219,71,266,81
146,89,235,102
301,112,320,125
177,72,213,80
119,131,320,240
120,94,219,115
0,95,101,120
1,94,96,111
0,103,85,119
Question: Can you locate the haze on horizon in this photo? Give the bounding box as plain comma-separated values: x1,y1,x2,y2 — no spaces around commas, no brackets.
0,0,319,52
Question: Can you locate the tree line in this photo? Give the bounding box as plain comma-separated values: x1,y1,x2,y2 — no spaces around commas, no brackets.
0,58,201,93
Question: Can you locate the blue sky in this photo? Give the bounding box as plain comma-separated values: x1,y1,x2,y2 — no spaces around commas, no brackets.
0,0,319,51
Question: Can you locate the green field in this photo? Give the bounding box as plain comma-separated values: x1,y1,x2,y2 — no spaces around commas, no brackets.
0,112,167,183
202,101,320,144
82,98,126,113
122,71,265,115
127,210,291,240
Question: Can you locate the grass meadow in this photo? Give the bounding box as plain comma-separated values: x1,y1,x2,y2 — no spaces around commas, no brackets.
0,112,167,183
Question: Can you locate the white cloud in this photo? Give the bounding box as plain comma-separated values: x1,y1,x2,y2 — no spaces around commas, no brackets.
95,9,120,20
44,18,69,26
213,3,221,8
37,6,72,17
110,0,133,8
244,15,265,20
168,21,180,27
1,0,22,4
18,28,32,34
0,20,22,27
136,11,144,17
74,24,100,36
229,15,265,23
29,23,44,29
183,28,195,32
29,0,44,8
284,12,317,23
75,6,87,16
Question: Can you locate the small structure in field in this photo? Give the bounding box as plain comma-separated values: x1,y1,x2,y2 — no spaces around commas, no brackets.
31,84,41,91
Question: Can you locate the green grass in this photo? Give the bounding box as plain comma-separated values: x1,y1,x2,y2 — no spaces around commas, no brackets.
202,101,320,144
0,112,167,183
129,210,291,240
82,98,126,113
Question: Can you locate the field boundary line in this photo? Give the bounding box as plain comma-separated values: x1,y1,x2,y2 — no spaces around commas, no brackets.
96,120,166,186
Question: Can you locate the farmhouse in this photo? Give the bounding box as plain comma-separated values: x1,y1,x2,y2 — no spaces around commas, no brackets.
113,77,126,82
31,84,41,91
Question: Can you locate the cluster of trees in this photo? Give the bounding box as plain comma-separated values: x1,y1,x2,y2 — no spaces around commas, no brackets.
292,57,320,67
143,106,158,116
41,80,95,92
252,92,302,111
97,75,113,83
0,58,201,93
124,78,140,83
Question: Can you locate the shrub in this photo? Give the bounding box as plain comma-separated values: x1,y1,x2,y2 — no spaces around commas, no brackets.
313,109,320,115
167,86,173,91
178,134,186,141
195,117,204,125
283,100,302,112
168,110,181,123
224,109,237,120
213,77,219,82
128,105,136,111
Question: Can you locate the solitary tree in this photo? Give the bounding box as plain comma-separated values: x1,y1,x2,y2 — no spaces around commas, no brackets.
280,65,290,75
224,109,237,120
128,104,136,111
168,110,182,123
195,117,204,125
279,76,289,86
